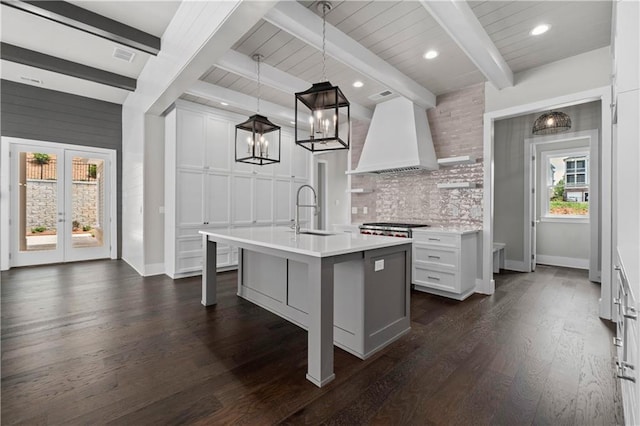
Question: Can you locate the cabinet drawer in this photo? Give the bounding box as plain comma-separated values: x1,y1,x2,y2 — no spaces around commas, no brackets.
413,244,458,269
412,232,460,247
412,266,458,293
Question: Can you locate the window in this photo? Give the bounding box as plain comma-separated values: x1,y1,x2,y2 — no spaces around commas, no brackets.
542,151,589,219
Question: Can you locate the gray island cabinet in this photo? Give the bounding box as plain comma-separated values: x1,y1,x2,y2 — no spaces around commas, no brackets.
200,227,411,387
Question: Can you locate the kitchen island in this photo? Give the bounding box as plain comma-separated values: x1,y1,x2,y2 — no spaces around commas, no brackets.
200,227,412,387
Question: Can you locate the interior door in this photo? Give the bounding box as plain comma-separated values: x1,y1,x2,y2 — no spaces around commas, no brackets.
10,144,65,266
10,144,112,266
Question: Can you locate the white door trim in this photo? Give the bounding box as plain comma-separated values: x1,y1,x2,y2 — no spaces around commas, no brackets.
0,136,118,270
482,86,612,321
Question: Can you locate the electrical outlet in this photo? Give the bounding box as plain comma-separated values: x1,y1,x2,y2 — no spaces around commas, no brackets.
374,259,384,271
363,206,368,214
351,207,358,214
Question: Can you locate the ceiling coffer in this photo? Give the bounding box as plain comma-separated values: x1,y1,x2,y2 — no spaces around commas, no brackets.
350,96,438,174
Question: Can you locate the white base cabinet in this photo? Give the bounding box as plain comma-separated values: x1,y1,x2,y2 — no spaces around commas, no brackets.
614,252,638,426
411,228,479,300
165,101,311,278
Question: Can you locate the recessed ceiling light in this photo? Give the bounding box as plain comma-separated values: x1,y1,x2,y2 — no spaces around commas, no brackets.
353,81,364,88
290,121,296,125
530,24,550,36
424,50,439,60
220,102,229,106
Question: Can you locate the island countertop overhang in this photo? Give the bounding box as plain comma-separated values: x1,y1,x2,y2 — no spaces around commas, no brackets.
199,226,412,258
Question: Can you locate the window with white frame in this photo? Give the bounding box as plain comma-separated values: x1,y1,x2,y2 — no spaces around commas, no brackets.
542,150,589,219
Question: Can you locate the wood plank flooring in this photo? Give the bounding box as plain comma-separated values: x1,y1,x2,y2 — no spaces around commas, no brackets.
1,261,623,425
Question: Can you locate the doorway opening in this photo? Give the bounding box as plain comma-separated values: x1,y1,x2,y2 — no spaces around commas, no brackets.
2,138,117,268
526,132,598,278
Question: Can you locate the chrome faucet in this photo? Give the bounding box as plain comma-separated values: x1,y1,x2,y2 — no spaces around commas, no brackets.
295,185,318,234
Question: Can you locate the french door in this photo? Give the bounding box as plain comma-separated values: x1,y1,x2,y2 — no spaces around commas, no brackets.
10,142,113,267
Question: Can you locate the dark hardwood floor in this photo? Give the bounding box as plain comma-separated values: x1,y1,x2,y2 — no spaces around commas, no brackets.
1,261,622,425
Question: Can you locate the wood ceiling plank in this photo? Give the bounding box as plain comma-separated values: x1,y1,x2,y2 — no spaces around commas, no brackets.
333,1,397,36
265,1,436,107
346,2,421,43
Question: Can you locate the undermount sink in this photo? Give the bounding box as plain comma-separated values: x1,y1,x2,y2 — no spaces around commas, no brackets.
287,229,337,236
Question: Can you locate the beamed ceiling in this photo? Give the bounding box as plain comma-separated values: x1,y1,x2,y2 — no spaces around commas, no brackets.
1,0,612,121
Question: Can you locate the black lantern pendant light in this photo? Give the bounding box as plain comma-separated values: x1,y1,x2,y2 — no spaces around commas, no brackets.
532,110,572,135
295,1,350,152
235,54,281,165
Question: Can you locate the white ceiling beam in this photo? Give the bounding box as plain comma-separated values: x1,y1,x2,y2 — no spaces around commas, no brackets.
420,0,514,90
264,2,436,109
186,80,307,125
129,1,278,115
216,49,373,121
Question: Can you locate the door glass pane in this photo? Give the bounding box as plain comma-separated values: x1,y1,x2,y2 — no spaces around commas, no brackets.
71,157,104,248
21,152,58,251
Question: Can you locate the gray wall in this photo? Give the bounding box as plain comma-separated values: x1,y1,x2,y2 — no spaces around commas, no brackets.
1,79,122,256
494,101,601,269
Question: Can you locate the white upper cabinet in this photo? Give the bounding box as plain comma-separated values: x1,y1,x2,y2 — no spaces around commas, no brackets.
254,177,274,224
205,116,230,172
274,131,292,179
176,169,204,226
292,143,310,180
177,109,206,169
231,175,254,225
614,1,639,94
274,179,292,224
205,173,230,226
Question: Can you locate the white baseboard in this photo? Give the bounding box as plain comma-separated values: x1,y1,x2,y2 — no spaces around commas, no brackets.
474,278,495,295
505,259,527,272
144,262,165,276
536,255,589,270
122,256,145,276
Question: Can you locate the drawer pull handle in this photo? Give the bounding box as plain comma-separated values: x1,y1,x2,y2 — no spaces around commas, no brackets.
624,306,637,320
614,298,622,306
618,361,635,370
428,238,440,241
613,337,624,347
614,265,621,271
427,276,440,281
617,364,636,382
428,255,441,259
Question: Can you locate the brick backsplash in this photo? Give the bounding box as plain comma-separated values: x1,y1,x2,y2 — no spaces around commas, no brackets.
351,83,484,227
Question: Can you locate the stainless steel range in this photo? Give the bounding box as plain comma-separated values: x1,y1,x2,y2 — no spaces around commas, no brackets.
359,222,430,238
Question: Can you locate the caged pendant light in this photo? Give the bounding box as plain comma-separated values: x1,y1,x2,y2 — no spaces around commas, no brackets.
235,54,281,165
532,110,572,135
295,1,350,152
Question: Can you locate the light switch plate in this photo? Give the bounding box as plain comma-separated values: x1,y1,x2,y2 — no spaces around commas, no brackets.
351,207,358,214
363,206,368,214
374,259,384,271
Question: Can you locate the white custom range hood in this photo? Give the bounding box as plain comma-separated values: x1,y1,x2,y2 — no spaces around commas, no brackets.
351,96,438,174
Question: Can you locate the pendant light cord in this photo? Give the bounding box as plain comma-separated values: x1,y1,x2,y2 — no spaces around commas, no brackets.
256,55,261,113
322,3,327,82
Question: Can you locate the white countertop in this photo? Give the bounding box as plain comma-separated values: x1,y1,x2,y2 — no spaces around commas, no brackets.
199,226,412,258
413,226,481,236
